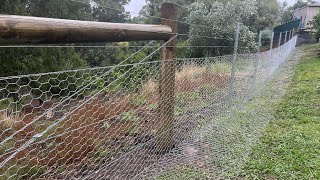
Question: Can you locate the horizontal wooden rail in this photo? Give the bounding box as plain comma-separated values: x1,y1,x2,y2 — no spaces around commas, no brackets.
0,15,173,44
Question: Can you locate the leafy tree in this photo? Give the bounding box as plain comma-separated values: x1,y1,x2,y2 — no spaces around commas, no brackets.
280,1,293,23
92,0,130,23
0,0,131,76
197,0,280,32
187,0,258,57
246,0,280,32
137,0,281,57
310,11,320,39
0,0,88,77
292,0,316,10
0,48,85,76
0,0,132,105
138,0,195,34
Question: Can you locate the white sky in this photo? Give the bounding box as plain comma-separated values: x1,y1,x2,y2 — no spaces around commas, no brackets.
125,0,146,17
279,0,297,6
279,0,320,6
125,0,320,17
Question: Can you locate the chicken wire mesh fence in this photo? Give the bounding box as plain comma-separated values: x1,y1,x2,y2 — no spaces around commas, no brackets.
0,35,296,179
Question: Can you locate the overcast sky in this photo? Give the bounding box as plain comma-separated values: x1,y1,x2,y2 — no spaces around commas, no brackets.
279,0,320,6
125,0,320,17
125,0,146,17
279,0,296,6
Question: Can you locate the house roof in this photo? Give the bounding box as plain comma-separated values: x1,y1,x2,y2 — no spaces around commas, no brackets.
292,4,320,14
307,4,320,7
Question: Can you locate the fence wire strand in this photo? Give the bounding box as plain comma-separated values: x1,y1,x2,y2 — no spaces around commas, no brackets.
0,34,296,179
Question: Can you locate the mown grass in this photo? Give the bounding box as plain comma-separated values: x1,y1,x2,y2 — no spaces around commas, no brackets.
155,167,209,180
242,44,320,179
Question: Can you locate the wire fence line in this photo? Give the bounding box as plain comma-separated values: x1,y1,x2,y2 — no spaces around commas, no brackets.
0,25,297,179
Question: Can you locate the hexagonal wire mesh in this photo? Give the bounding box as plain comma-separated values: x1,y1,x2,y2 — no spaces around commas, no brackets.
0,33,297,179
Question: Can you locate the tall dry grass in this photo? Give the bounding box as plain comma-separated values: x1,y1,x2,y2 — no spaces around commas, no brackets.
0,64,230,178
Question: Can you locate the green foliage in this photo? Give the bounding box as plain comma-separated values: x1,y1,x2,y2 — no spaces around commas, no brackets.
0,0,130,21
155,167,209,179
0,0,157,105
138,0,196,34
148,103,158,110
292,0,317,10
311,11,320,39
174,106,184,116
102,122,111,129
0,0,29,15
94,148,116,159
92,0,130,23
139,0,283,56
121,111,138,122
210,62,231,73
2,164,45,179
121,52,154,91
280,1,292,23
100,47,159,92
187,0,258,57
176,92,201,104
0,0,91,77
0,48,86,76
138,0,279,57
0,0,131,77
202,84,217,96
132,95,147,106
80,75,105,96
128,123,141,135
0,140,13,158
176,40,191,58
175,91,202,116
246,0,280,32
243,44,320,179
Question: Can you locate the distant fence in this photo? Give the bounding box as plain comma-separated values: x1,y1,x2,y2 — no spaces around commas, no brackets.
274,19,300,33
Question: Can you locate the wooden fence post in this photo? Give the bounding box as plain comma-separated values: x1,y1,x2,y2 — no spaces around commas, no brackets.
278,32,282,60
292,28,295,39
289,30,292,41
228,22,240,106
156,3,177,153
252,31,262,89
270,32,275,51
278,32,282,47
269,31,274,61
285,31,288,43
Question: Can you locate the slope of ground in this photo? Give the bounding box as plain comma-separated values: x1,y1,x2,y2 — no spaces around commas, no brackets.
242,44,320,179
134,38,299,179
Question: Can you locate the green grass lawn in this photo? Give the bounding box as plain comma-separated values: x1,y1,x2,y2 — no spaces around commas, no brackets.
242,44,320,179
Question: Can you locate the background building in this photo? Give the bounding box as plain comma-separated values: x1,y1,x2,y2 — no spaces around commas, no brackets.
292,4,320,30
